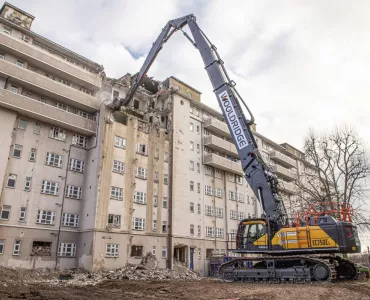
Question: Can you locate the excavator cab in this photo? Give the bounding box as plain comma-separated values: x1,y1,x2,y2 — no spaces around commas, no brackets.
236,219,270,252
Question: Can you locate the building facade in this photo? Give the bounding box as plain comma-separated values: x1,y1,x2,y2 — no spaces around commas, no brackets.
0,2,312,276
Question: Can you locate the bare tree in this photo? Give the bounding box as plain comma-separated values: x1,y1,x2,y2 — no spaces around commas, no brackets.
295,125,370,225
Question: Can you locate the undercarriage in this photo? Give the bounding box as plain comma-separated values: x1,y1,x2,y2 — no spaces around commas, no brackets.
218,255,358,283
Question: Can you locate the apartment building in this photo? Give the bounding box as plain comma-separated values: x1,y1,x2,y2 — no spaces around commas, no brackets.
0,2,103,269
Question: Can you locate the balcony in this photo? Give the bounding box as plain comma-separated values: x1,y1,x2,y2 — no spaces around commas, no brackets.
204,117,230,137
270,151,296,169
279,181,296,195
204,153,243,176
203,135,238,157
0,89,96,135
0,33,101,89
271,164,297,181
0,59,100,111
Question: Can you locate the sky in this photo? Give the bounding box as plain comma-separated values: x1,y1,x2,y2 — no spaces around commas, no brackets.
10,0,370,151
7,0,370,248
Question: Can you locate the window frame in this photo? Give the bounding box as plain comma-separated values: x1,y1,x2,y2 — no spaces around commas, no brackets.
0,205,11,220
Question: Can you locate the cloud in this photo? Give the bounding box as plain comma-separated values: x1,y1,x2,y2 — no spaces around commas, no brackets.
10,0,370,153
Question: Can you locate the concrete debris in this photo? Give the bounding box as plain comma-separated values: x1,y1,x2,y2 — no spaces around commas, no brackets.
140,252,158,270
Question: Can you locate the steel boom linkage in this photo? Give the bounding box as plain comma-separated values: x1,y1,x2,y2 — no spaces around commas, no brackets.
118,14,287,228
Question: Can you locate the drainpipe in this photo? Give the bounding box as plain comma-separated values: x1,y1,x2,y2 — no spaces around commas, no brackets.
224,173,229,253
167,94,174,269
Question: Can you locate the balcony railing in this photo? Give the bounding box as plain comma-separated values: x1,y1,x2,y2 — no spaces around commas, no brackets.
204,117,230,137
0,88,96,135
271,164,297,181
270,151,296,169
0,59,100,110
203,153,243,175
0,32,101,88
203,135,237,157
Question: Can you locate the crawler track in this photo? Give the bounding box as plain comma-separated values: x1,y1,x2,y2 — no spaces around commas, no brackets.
218,255,358,283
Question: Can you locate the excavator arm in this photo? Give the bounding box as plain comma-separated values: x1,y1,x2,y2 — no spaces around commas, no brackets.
118,14,287,226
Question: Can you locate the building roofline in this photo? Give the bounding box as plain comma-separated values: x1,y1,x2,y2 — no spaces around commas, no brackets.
0,16,103,72
169,76,202,95
280,142,304,156
0,2,35,20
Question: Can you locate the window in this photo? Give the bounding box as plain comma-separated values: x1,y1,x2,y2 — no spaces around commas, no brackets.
62,213,79,227
113,90,119,98
238,212,245,220
112,160,124,174
197,225,201,236
190,181,194,191
197,203,201,214
236,175,243,184
196,144,200,153
163,197,168,209
24,176,32,191
162,247,167,258
114,136,126,149
0,206,11,220
13,240,21,256
216,228,224,238
190,141,194,151
162,221,167,233
152,246,156,255
55,102,68,111
205,185,213,195
0,53,4,60
65,185,82,199
205,205,214,216
72,134,88,148
204,146,212,154
132,217,145,230
106,244,119,258
189,160,194,170
6,174,17,188
18,119,28,130
10,85,19,93
190,202,194,213
136,144,148,155
3,26,11,34
29,148,37,162
135,167,147,179
41,180,59,195
133,99,140,109
134,191,146,204
190,122,194,131
164,174,168,185
131,245,143,257
69,158,85,173
204,129,210,136
34,122,41,134
154,195,158,207
215,188,223,198
190,224,194,235
110,186,123,200
21,34,30,43
198,248,201,259
108,214,121,228
49,126,66,141
215,169,222,179
164,152,169,162
154,171,159,182
196,125,200,134
46,152,63,168
197,182,200,193
153,220,157,232
16,60,25,68
231,229,237,239
58,243,76,257
228,173,235,182
237,193,244,203
205,166,213,176
19,207,26,222
206,226,215,237
0,240,4,254
229,191,236,201
37,210,56,224
230,210,237,220
197,163,200,173
215,207,224,218
12,144,22,158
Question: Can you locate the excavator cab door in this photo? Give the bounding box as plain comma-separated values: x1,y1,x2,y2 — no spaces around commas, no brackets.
239,221,268,251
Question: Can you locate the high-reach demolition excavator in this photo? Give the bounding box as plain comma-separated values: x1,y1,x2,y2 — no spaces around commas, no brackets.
115,15,361,283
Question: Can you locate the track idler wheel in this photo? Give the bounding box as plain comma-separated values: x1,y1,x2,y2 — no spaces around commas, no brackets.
313,264,330,282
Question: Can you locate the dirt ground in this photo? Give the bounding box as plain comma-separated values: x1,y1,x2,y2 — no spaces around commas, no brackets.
1,278,370,300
